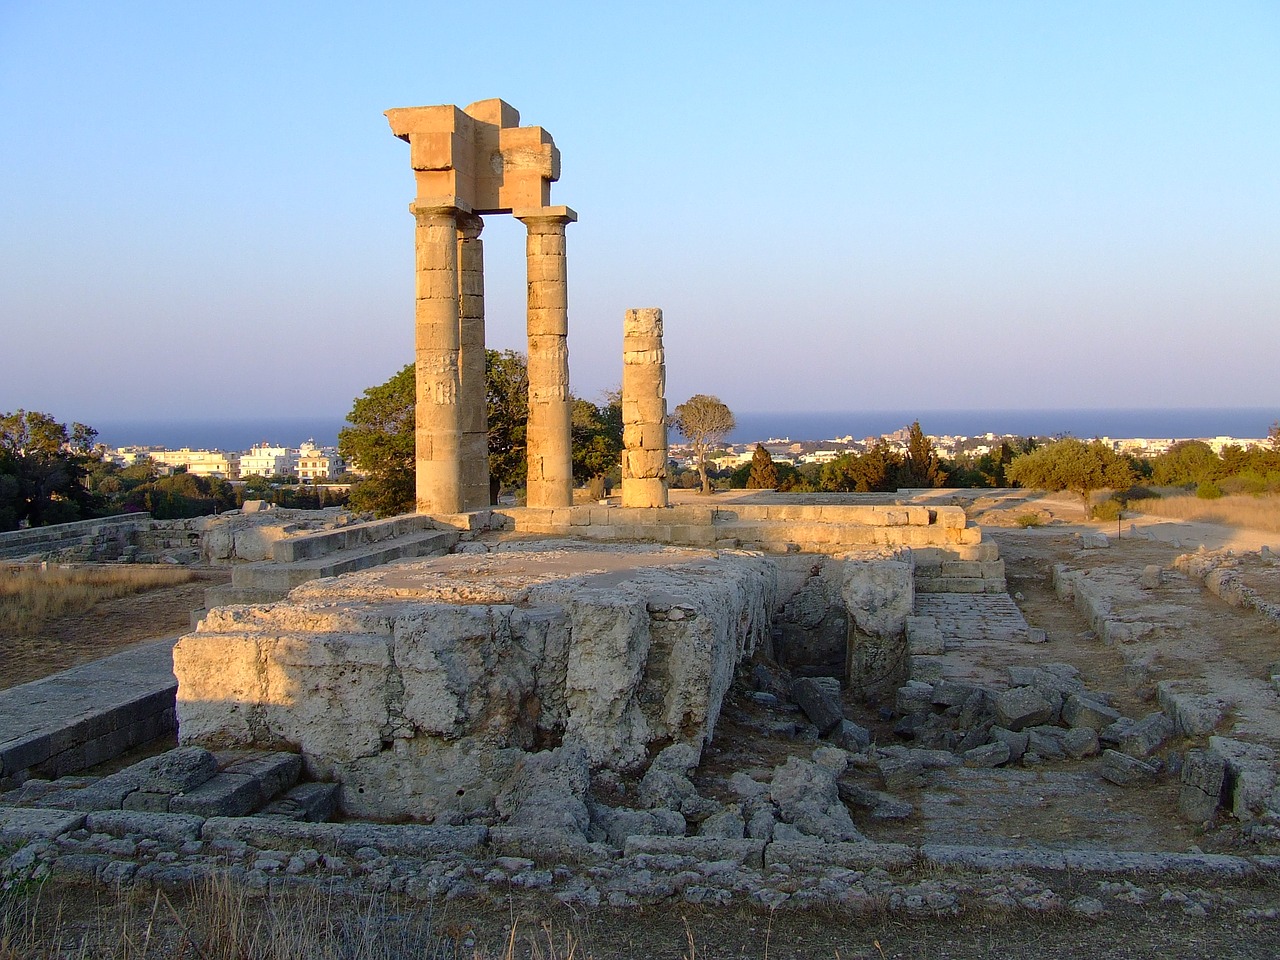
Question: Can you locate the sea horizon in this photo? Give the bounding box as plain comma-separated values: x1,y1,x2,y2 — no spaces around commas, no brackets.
88,407,1278,453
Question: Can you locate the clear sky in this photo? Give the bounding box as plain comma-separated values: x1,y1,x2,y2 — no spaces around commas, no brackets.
2,1,1277,424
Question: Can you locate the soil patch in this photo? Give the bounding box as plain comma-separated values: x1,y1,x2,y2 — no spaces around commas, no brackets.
0,569,228,691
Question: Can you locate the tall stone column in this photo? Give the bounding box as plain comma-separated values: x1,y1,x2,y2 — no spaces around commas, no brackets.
411,203,464,515
515,206,577,509
457,212,490,510
621,308,669,508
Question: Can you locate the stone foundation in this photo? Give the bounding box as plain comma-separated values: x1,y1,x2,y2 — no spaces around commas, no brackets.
174,544,775,820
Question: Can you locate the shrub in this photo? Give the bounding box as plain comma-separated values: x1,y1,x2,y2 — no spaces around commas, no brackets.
1091,499,1123,522
1196,481,1223,500
1015,513,1044,528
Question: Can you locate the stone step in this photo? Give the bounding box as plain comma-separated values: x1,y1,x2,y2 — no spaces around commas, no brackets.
220,529,459,602
25,746,313,819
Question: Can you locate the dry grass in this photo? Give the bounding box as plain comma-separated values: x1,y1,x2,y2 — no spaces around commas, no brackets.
1125,493,1280,534
0,877,599,960
0,564,195,634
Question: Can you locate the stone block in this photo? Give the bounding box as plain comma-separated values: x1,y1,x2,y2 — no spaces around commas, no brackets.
85,810,205,843
1179,749,1227,822
1062,693,1121,731
827,719,871,751
963,741,1010,768
763,839,915,870
993,686,1055,732
258,782,340,823
1100,749,1160,786
1209,736,1278,820
169,772,262,817
0,806,84,844
793,675,844,737
895,680,935,716
1117,712,1173,758
877,756,925,791
219,751,302,802
988,726,1028,762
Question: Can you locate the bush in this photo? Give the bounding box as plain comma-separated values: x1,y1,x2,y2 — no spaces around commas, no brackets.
1196,481,1223,500
1091,499,1123,522
1015,513,1044,528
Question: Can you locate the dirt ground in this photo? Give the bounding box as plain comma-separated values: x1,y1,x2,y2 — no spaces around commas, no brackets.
8,878,1280,960
0,569,229,691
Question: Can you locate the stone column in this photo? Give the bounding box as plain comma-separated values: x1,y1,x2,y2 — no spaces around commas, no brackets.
621,308,669,508
411,203,464,515
515,206,577,509
457,212,490,510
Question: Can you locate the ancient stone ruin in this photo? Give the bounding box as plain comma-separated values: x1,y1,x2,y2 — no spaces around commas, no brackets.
385,99,576,514
5,100,1276,928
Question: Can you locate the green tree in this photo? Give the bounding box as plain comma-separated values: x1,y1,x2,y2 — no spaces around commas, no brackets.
338,365,416,517
1150,440,1222,487
0,409,101,529
820,440,902,492
1005,438,1138,507
672,394,735,495
746,444,779,489
572,391,623,498
900,421,945,488
486,349,529,499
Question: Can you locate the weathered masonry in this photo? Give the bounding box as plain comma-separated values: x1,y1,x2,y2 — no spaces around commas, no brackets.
385,99,576,514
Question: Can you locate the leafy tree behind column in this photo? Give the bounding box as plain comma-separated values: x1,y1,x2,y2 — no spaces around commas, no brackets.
486,349,529,500
746,443,779,489
572,391,622,499
338,365,416,517
672,395,736,495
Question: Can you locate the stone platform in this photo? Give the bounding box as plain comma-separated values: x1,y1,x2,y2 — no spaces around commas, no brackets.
174,543,776,820
0,639,179,789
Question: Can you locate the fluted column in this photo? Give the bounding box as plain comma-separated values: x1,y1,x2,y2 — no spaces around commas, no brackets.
411,203,464,515
621,308,669,507
457,212,490,509
515,206,577,509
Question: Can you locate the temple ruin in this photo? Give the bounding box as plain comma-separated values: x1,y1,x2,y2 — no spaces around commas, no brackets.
385,99,576,513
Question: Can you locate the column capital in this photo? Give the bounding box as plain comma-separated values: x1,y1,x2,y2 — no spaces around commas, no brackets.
410,199,473,221
456,211,485,240
514,205,577,226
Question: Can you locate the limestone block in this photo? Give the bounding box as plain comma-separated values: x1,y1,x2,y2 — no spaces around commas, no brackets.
791,678,844,735
769,757,862,842
562,592,651,768
1209,736,1278,820
993,686,1056,732
1062,693,1121,731
1100,749,1160,786
841,555,913,639
1116,712,1173,759
1179,749,1227,822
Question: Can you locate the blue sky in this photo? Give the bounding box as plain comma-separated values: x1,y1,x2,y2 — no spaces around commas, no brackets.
2,1,1277,424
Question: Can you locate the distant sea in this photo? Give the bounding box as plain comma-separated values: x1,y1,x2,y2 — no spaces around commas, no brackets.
90,408,1276,452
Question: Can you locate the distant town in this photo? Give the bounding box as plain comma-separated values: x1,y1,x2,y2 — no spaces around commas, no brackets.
102,427,1275,484
104,441,348,483
671,427,1274,475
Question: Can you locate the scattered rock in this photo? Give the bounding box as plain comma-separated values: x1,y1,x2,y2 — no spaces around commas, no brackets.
790,678,844,735
1099,749,1161,786
1116,712,1173,759
963,742,1010,768
993,686,1056,732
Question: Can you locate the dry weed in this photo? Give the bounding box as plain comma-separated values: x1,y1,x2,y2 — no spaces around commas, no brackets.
0,564,195,634
1126,493,1280,534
